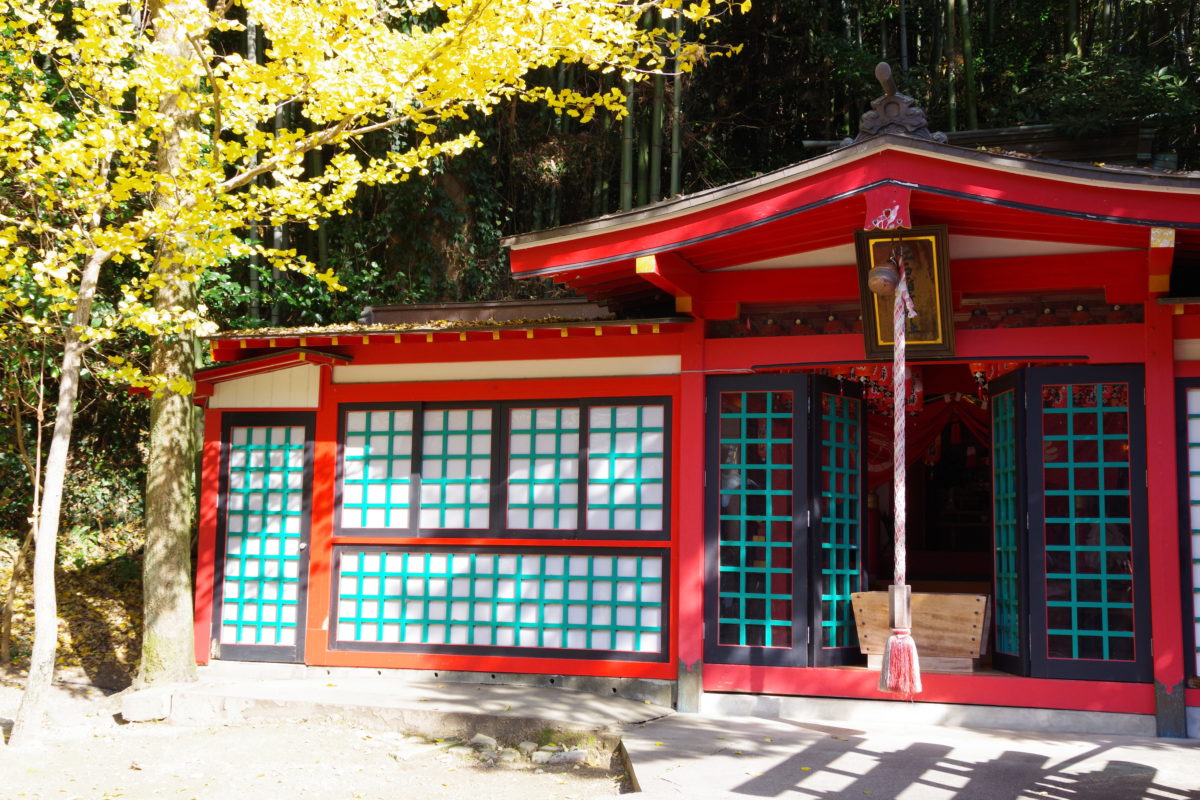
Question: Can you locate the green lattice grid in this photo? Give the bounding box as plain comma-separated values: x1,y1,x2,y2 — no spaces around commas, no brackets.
716,391,793,648
819,393,861,649
1185,388,1200,675
342,410,413,528
421,409,492,529
507,407,580,530
1042,383,1135,661
586,406,665,531
335,550,663,652
992,390,1021,655
222,425,305,646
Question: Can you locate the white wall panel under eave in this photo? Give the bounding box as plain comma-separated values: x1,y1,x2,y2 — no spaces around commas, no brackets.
332,355,682,384
1176,339,1200,361
210,363,321,408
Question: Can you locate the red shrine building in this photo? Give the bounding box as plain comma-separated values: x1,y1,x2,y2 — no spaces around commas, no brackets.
191,83,1200,738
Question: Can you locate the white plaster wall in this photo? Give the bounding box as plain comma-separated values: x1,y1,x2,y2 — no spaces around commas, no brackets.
332,355,682,384
1175,338,1200,360
210,363,320,408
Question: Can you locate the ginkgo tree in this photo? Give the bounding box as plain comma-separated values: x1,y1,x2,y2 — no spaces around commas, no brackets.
0,0,741,743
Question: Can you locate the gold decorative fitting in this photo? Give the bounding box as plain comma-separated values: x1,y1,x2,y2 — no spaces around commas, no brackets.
1150,227,1176,248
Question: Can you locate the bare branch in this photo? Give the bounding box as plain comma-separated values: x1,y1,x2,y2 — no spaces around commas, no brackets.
185,31,223,150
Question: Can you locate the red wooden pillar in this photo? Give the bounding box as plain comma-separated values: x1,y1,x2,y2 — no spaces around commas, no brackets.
1144,228,1188,737
676,322,707,711
303,363,339,662
193,408,221,665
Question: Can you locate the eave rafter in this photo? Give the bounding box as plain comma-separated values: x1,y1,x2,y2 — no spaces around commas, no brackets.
635,252,701,313
1148,227,1175,296
633,251,743,320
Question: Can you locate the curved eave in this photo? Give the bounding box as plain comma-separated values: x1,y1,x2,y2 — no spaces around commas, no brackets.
504,135,1200,284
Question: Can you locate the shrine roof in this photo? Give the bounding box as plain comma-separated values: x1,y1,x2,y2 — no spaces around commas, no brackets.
501,134,1200,309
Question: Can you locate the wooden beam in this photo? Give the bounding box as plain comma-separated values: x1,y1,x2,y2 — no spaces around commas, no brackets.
703,265,858,305
952,250,1145,304
692,250,1146,313
1148,227,1175,295
635,252,702,314
693,300,740,320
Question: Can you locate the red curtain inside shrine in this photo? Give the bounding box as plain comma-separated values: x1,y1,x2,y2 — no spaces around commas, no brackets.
866,397,990,489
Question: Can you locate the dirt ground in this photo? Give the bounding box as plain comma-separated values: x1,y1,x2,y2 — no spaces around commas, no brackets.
0,671,627,800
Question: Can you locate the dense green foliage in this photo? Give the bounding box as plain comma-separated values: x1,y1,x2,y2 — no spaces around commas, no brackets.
199,0,1197,331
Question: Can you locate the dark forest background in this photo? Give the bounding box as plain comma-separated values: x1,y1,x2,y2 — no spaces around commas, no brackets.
234,0,1199,329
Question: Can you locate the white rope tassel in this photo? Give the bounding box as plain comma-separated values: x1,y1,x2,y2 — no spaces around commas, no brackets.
880,265,922,696
893,275,915,586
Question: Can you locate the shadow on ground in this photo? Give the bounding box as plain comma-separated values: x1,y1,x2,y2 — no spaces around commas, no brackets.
626,714,1200,800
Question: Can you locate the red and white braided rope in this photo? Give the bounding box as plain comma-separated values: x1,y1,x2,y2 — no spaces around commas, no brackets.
892,271,917,587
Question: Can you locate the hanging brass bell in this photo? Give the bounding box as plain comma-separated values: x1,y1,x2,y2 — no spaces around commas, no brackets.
867,263,899,296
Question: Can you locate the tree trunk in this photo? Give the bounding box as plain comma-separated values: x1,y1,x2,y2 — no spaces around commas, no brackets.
650,72,664,204
637,110,650,207
945,0,958,132
1068,0,1082,57
620,79,635,211
960,0,979,130
307,145,329,272
136,0,205,688
270,98,287,326
9,247,109,746
246,16,261,322
0,528,34,666
669,14,683,197
1,355,44,667
591,115,608,216
137,299,198,686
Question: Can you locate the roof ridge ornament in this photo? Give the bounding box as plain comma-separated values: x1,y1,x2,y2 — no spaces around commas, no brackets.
847,62,947,144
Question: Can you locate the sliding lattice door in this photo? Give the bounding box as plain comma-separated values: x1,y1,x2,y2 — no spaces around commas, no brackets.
703,375,864,668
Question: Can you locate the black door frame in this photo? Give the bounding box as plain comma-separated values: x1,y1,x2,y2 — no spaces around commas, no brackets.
988,370,1031,676
1003,365,1153,682
703,374,865,668
211,411,316,663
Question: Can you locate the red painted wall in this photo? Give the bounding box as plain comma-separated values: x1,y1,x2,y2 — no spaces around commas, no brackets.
194,301,1196,718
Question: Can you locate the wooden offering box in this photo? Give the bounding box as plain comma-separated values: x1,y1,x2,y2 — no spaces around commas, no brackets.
851,592,991,673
